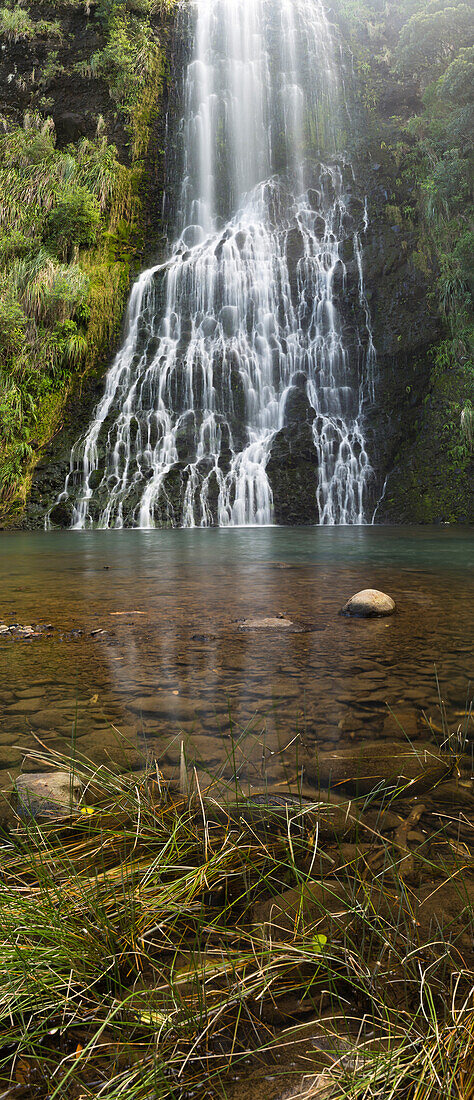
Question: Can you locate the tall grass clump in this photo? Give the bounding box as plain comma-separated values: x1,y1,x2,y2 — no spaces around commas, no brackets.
0,738,472,1099
0,6,62,41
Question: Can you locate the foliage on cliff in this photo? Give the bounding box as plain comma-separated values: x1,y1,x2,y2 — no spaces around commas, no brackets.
0,0,177,520
334,0,473,521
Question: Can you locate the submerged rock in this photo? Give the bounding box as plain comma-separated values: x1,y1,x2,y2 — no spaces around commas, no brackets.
14,770,83,821
227,790,369,839
0,622,53,642
304,741,451,798
253,880,349,940
341,589,396,617
239,616,294,629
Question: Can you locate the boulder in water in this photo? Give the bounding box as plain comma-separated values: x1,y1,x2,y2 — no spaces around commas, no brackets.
267,423,319,525
175,411,197,463
341,589,395,617
88,468,104,491
290,371,308,390
219,305,238,337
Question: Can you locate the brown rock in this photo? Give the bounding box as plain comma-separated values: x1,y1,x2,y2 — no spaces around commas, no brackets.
29,708,69,730
382,708,422,740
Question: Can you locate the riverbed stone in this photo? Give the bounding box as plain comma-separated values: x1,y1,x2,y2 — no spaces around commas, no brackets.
303,741,451,797
382,708,422,739
14,770,83,820
341,589,396,617
7,698,47,715
0,747,23,768
28,707,70,730
128,694,197,722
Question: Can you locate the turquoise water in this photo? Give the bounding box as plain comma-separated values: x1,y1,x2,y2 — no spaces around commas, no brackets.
2,524,473,574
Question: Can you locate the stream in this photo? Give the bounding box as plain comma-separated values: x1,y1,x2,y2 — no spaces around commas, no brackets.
1,526,472,793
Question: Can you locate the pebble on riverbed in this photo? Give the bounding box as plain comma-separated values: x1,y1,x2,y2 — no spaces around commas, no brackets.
0,622,53,641
341,589,396,618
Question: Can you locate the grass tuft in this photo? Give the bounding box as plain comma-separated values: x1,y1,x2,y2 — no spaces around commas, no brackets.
0,736,471,1099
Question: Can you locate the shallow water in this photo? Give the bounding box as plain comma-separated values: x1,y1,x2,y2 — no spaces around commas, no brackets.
0,526,472,789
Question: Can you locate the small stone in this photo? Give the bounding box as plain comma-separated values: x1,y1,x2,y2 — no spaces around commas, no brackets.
14,771,83,821
341,589,395,618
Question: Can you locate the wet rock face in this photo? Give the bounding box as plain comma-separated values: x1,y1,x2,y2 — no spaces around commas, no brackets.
23,375,106,528
175,411,197,464
0,9,130,159
282,385,316,428
263,345,321,525
351,138,473,525
267,422,319,525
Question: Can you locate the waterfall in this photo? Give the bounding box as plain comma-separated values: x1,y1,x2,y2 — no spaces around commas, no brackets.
55,0,377,529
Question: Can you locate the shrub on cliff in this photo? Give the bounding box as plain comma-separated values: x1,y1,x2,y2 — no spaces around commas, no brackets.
0,5,35,41
0,115,124,509
0,5,62,42
44,187,101,261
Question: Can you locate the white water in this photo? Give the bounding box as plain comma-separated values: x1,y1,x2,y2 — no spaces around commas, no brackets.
56,0,377,529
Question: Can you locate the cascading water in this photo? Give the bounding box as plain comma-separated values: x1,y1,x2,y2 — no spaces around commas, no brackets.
55,0,378,529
